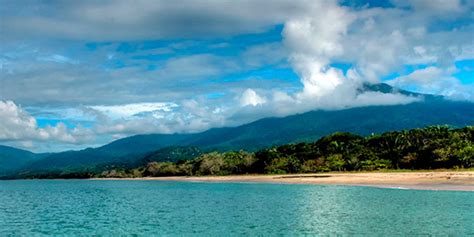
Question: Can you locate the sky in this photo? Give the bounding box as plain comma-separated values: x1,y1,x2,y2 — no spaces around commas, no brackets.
0,0,473,152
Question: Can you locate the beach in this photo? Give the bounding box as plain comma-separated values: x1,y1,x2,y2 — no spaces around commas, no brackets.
94,171,474,191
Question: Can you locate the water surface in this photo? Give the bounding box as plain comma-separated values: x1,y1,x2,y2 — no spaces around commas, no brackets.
1,180,473,235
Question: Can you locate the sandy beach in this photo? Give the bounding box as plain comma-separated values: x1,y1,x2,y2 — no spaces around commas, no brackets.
94,171,474,191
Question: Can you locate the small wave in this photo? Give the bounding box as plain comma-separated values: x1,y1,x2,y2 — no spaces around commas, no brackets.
386,186,409,190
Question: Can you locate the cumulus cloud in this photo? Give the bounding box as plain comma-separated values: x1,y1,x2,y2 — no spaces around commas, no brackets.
340,6,473,81
231,0,426,115
0,101,93,144
0,0,473,151
240,89,267,107
283,1,354,97
279,0,473,100
388,66,474,100
0,101,38,141
79,99,228,137
1,0,472,106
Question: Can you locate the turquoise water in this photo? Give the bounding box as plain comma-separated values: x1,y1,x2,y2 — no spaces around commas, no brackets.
0,180,473,236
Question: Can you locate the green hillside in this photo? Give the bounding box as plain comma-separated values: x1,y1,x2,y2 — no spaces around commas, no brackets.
4,84,474,175
0,145,39,175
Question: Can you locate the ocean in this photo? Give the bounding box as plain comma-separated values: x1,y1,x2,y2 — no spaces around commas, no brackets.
1,180,473,236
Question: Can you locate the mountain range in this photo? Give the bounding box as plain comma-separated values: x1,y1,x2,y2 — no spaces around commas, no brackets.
0,145,38,175
1,83,473,176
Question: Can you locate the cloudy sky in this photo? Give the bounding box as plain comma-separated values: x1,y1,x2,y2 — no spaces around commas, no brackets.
0,0,473,152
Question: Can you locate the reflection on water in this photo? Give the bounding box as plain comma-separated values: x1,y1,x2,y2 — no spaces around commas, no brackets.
0,180,473,235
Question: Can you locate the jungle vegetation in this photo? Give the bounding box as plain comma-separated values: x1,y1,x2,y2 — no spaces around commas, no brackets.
5,126,472,179
96,126,473,178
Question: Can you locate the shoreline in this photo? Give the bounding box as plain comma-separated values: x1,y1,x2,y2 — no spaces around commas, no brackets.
91,171,474,191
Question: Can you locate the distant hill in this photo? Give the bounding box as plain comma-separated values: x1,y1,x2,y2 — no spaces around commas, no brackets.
0,145,39,175
8,84,474,174
142,146,203,164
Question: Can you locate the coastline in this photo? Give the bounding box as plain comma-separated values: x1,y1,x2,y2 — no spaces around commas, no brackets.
91,171,474,191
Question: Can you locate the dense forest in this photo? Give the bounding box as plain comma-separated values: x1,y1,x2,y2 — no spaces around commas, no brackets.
9,126,474,179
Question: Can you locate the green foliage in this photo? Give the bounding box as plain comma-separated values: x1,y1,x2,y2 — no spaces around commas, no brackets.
142,146,202,163
252,126,473,174
129,151,257,177
264,156,301,174
143,162,179,176
95,126,474,177
195,152,226,175
13,126,474,179
360,159,392,171
19,96,474,174
324,154,343,171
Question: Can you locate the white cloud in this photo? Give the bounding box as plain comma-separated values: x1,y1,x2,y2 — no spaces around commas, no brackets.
283,1,354,96
1,0,472,107
0,0,473,151
89,102,178,119
38,54,78,64
0,101,37,141
352,91,421,106
240,89,267,106
83,99,228,136
278,0,473,105
0,101,93,144
387,66,474,100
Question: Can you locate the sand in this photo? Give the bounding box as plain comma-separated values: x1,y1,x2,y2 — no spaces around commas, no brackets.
94,171,474,191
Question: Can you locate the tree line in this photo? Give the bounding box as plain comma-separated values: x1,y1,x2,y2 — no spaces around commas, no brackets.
98,126,473,178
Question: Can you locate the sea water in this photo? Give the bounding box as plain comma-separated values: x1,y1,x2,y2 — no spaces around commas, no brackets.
0,180,473,236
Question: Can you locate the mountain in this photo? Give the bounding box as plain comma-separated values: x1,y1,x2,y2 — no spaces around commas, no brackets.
0,145,40,175
142,146,203,163
10,84,474,174
18,135,199,172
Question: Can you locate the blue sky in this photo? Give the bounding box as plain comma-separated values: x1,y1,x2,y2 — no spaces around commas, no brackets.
0,0,473,152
